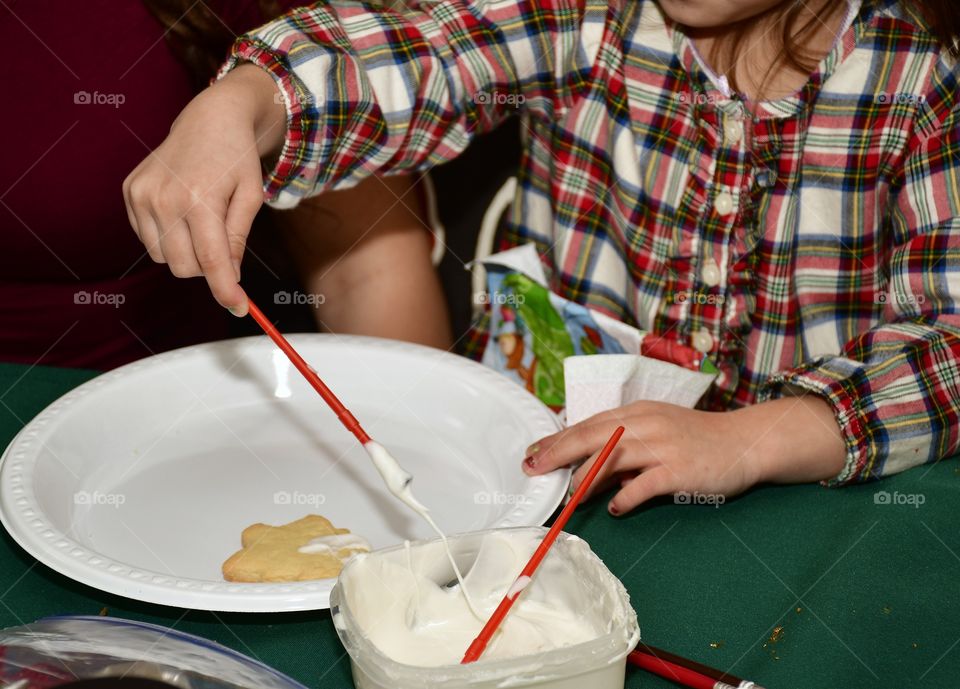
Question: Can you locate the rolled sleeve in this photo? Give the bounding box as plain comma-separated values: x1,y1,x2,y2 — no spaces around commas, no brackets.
220,39,317,208
761,76,960,486
218,0,585,207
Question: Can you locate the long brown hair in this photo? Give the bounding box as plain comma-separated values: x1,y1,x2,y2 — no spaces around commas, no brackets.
907,0,960,56
699,0,959,97
140,0,284,89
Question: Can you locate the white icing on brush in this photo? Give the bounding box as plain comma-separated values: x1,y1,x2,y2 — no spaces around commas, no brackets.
364,441,481,618
364,440,428,513
507,575,531,598
342,530,604,666
298,533,371,555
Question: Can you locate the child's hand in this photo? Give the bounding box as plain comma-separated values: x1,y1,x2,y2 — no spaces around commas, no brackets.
122,65,286,315
522,396,847,515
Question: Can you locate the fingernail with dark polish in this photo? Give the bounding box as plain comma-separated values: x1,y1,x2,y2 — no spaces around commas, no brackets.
608,502,619,516
523,456,537,472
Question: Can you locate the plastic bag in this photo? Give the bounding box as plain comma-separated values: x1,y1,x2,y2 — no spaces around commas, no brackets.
0,616,307,689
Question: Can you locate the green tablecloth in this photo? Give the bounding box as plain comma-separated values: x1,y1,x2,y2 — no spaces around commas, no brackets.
0,361,957,688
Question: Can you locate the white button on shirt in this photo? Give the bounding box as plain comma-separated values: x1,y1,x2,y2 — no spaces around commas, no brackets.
723,118,743,145
713,191,734,216
692,327,714,353
701,259,721,286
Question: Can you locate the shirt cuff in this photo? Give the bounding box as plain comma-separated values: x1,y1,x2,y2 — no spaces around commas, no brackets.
219,37,316,209
759,357,874,487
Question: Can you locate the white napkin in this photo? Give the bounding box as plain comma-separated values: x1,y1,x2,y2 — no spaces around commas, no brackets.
564,354,717,425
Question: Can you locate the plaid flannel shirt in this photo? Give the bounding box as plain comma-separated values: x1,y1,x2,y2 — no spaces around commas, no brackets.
224,0,960,485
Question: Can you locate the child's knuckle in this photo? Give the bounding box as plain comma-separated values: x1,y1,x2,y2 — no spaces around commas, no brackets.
168,259,197,278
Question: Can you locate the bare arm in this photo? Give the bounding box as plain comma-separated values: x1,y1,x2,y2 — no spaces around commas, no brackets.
274,175,453,349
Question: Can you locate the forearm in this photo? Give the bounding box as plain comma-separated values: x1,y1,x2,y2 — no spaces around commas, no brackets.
735,396,847,485
276,175,453,348
186,64,285,161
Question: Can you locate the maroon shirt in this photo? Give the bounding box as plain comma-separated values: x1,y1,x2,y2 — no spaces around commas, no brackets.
0,0,271,369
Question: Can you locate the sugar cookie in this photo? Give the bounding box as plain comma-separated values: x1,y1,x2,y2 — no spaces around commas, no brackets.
222,514,370,582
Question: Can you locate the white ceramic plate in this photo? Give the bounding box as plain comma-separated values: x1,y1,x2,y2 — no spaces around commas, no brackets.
0,335,567,612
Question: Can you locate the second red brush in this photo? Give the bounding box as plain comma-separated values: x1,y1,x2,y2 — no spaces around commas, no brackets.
461,425,626,663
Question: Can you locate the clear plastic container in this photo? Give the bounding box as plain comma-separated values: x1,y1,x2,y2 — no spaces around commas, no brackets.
0,615,309,689
330,527,640,689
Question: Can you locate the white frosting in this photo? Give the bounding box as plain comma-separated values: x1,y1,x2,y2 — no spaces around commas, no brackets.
341,530,604,666
363,441,481,618
298,533,371,555
364,440,428,513
506,574,531,598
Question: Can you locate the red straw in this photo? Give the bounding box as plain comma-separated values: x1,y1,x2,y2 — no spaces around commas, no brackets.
246,298,370,444
461,425,625,663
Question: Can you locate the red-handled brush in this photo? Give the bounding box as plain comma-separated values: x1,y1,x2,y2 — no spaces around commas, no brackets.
629,643,767,689
246,297,506,616
461,425,626,663
247,298,370,444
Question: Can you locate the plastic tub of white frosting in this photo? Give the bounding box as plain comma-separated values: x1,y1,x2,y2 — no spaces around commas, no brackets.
330,527,640,689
